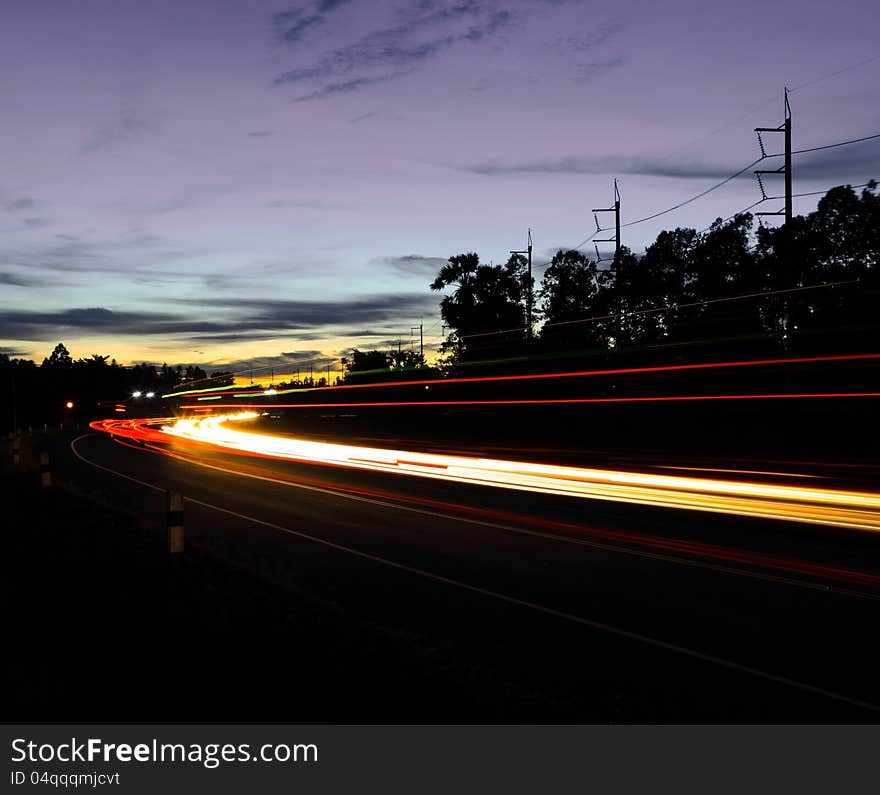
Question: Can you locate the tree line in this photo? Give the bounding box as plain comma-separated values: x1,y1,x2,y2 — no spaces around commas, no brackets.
2,180,876,429
0,343,233,430
429,181,878,368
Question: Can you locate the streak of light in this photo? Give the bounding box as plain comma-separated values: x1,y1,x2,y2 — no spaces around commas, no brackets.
69,430,880,709
90,418,880,594
180,392,880,410
163,352,880,400
148,413,880,533
656,466,823,479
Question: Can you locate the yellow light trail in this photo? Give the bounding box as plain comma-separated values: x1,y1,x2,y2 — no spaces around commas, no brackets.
161,412,880,533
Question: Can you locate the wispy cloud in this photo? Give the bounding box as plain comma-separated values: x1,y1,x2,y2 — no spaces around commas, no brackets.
556,20,623,53
273,0,355,44
789,142,880,182
293,72,406,102
274,1,516,100
0,270,46,287
378,254,447,275
571,56,625,83
80,116,152,154
168,293,437,327
0,293,436,345
4,197,35,212
466,154,741,179
350,111,379,123
23,217,51,229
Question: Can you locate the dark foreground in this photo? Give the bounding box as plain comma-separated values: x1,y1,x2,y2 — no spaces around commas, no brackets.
5,428,880,722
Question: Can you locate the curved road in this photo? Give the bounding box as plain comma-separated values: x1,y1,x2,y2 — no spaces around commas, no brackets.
47,418,880,720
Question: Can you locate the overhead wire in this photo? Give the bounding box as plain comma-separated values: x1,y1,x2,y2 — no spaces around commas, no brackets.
788,53,880,94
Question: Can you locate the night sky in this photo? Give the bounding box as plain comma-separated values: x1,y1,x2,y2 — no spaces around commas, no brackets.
1,0,877,375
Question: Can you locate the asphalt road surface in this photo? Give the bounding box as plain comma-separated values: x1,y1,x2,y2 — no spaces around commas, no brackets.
46,424,880,721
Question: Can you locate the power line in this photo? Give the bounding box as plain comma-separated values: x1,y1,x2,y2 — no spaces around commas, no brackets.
539,279,858,333
769,131,880,157
461,278,858,341
604,129,880,234
698,199,767,234
695,182,874,237
768,182,873,201
789,53,880,94
617,159,765,229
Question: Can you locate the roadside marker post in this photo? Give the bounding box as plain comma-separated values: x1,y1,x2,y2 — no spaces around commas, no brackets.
12,434,20,466
166,490,185,555
39,452,51,487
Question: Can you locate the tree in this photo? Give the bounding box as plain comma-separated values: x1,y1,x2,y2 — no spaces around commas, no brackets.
538,249,605,350
348,349,389,373
42,342,73,368
677,213,765,354
431,252,527,363
638,228,697,344
753,181,880,350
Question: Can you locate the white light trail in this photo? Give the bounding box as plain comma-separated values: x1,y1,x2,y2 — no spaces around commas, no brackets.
159,412,880,533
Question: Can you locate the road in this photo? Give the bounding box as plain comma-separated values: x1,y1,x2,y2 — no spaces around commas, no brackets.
46,416,880,720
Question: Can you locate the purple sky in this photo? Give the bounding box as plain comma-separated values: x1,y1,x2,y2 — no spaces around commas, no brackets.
1,0,878,375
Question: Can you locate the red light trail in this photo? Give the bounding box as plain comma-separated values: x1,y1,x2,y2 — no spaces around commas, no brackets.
180,392,880,410
164,352,880,399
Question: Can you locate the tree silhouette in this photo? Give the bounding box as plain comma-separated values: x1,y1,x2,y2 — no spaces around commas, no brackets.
431,252,527,363
42,342,73,368
538,249,604,350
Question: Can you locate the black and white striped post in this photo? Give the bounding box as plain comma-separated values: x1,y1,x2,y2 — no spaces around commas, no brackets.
39,452,51,487
166,490,184,555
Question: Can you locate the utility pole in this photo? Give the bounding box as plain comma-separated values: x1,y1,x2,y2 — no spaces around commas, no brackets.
592,178,623,347
754,88,792,225
509,228,533,338
755,88,794,348
411,320,424,365
591,178,621,266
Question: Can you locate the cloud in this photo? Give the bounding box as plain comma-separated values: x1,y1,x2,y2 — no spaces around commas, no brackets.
787,141,880,182
207,350,340,375
378,254,447,275
293,72,406,102
350,111,379,123
4,198,35,211
0,307,178,341
466,153,741,179
23,217,51,229
274,1,516,99
556,20,623,53
273,0,354,44
248,130,273,138
267,197,347,210
80,116,152,153
571,56,625,83
0,294,437,345
168,293,437,328
0,231,212,282
0,270,45,287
